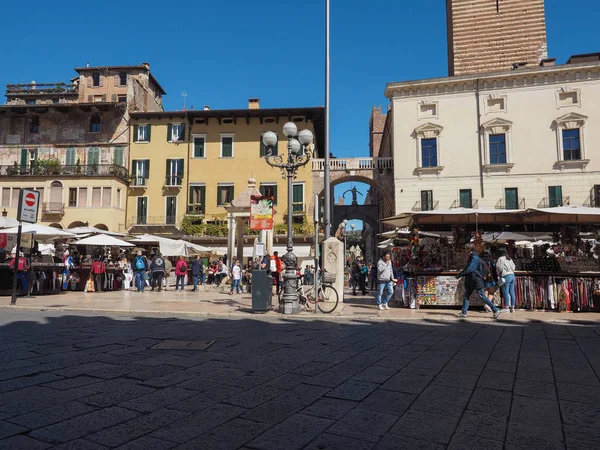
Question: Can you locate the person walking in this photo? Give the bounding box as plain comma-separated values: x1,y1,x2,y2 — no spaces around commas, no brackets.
191,255,203,292
375,252,395,310
457,244,501,319
270,251,283,295
229,259,243,295
481,249,499,313
175,256,188,292
497,248,517,313
133,250,148,293
150,252,166,292
9,252,30,292
91,257,106,292
359,258,369,295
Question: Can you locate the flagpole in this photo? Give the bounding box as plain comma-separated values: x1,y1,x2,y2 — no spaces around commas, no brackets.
323,0,331,239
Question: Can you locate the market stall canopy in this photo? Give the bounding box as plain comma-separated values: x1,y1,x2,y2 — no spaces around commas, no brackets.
382,208,527,227
1,224,76,239
482,231,553,243
0,217,19,228
528,206,600,224
129,234,211,256
68,227,128,237
76,234,134,247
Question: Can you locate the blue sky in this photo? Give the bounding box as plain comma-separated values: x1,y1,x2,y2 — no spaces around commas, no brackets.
2,0,597,228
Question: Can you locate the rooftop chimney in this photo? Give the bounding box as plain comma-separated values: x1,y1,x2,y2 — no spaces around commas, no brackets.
540,58,556,67
142,62,150,70
248,98,260,110
203,105,210,111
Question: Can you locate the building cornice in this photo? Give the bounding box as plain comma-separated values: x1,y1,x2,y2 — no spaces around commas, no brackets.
385,61,600,99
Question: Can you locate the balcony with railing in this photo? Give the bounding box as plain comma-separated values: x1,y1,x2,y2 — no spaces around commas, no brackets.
496,198,526,210
450,199,479,209
127,216,180,228
538,197,570,208
165,175,183,187
412,201,439,212
186,204,205,215
6,82,78,96
312,157,394,172
130,176,147,187
0,163,128,182
42,202,65,215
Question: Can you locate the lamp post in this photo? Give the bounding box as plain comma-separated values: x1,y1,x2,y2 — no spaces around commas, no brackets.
338,219,348,260
262,122,314,314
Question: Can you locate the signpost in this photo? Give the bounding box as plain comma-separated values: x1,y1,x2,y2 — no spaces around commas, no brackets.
314,194,319,315
11,189,40,305
250,195,274,231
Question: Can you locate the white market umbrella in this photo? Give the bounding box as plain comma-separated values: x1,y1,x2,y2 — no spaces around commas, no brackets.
2,223,76,239
76,234,134,247
0,217,19,228
68,226,128,237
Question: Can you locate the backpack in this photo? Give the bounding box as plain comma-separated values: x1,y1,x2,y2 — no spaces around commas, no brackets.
135,257,145,271
270,259,278,272
155,257,164,267
478,258,491,281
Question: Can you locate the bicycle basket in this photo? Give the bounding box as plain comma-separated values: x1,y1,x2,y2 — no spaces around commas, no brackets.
323,272,336,284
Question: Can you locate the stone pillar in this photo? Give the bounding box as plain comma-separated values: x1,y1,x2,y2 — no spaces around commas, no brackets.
227,213,236,263
265,229,274,255
322,237,345,303
236,217,244,263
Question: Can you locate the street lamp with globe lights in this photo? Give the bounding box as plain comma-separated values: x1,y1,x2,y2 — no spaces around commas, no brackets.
262,122,314,314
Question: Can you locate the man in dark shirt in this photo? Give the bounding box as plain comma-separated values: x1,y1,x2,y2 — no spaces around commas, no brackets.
150,252,166,292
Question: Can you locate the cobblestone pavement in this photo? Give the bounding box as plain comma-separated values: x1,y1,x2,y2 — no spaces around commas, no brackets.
0,309,599,449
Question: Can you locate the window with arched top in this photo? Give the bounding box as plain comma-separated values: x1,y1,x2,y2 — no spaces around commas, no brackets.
30,115,40,134
89,113,102,133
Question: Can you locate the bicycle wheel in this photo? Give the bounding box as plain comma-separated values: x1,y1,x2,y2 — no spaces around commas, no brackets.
317,285,339,313
305,286,318,305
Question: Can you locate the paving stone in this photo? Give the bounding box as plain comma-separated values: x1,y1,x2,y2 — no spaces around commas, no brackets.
432,371,479,390
505,422,565,450
301,397,358,420
264,373,310,390
560,400,600,428
87,408,190,447
54,362,119,378
29,406,139,445
359,389,416,416
1,435,52,450
374,433,446,450
563,423,600,447
380,372,434,395
564,436,600,450
390,409,459,445
224,375,269,389
553,367,600,386
292,361,334,376
275,383,331,406
0,420,28,439
303,370,352,388
114,436,176,450
477,369,515,391
327,407,398,443
455,410,507,442
118,387,198,413
6,401,97,429
518,356,552,370
485,359,517,374
373,356,413,370
0,373,64,394
247,413,334,450
53,439,109,450
150,403,247,444
325,380,379,402
513,379,557,400
240,399,304,424
177,418,269,450
40,375,102,391
516,365,554,383
410,385,471,418
305,432,375,450
351,365,398,384
467,388,512,417
556,382,600,405
223,385,286,409
80,383,156,407
448,432,504,450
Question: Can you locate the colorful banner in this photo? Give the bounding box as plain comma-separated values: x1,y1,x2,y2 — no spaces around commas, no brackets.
250,195,274,230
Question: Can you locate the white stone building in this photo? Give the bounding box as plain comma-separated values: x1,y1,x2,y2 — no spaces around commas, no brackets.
384,55,600,213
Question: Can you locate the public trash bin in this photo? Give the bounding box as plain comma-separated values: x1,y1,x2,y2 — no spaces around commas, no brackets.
252,270,273,313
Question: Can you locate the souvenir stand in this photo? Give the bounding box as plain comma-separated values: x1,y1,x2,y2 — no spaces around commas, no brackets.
382,207,600,312
63,234,133,292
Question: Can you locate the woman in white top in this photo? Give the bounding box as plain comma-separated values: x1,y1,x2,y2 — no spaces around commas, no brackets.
496,248,517,313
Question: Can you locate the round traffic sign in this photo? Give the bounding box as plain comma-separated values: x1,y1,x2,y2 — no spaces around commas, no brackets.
25,193,36,207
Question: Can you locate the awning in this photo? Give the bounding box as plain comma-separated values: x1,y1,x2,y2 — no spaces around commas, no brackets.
383,208,527,227
129,234,211,256
76,234,134,247
0,217,19,228
482,231,552,243
68,226,128,237
1,224,76,240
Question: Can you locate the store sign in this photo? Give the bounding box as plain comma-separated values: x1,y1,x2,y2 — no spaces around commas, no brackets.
17,189,40,224
5,233,32,250
250,195,274,230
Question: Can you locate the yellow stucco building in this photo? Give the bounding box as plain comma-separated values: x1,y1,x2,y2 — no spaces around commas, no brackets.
127,101,324,234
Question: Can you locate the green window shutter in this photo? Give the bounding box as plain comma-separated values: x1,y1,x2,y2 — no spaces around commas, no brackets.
273,184,278,205
229,186,234,203
200,186,206,213
147,124,151,142
132,161,137,177
111,94,117,102
259,185,265,196
167,123,173,142
88,147,99,165
260,138,265,157
217,188,221,206
188,186,194,204
194,138,204,157
177,159,184,176
133,124,139,143
179,124,185,142
20,149,27,168
114,147,124,166
293,185,303,203
66,148,75,166
222,137,233,157
166,160,171,178
33,148,38,160
144,160,150,177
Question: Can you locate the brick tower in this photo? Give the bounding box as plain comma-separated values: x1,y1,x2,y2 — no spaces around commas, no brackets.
447,0,548,76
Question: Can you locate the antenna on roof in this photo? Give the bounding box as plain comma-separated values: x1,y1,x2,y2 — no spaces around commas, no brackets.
181,91,188,111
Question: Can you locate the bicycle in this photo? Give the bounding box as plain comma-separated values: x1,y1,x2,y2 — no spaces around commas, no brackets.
278,269,339,313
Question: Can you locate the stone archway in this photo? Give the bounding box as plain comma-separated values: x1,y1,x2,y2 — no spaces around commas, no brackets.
68,221,86,229
94,224,109,231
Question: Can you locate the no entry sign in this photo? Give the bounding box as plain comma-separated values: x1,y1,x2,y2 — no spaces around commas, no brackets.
17,189,40,224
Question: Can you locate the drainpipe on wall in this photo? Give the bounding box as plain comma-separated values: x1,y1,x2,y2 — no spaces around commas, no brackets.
186,112,192,231
475,79,484,199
